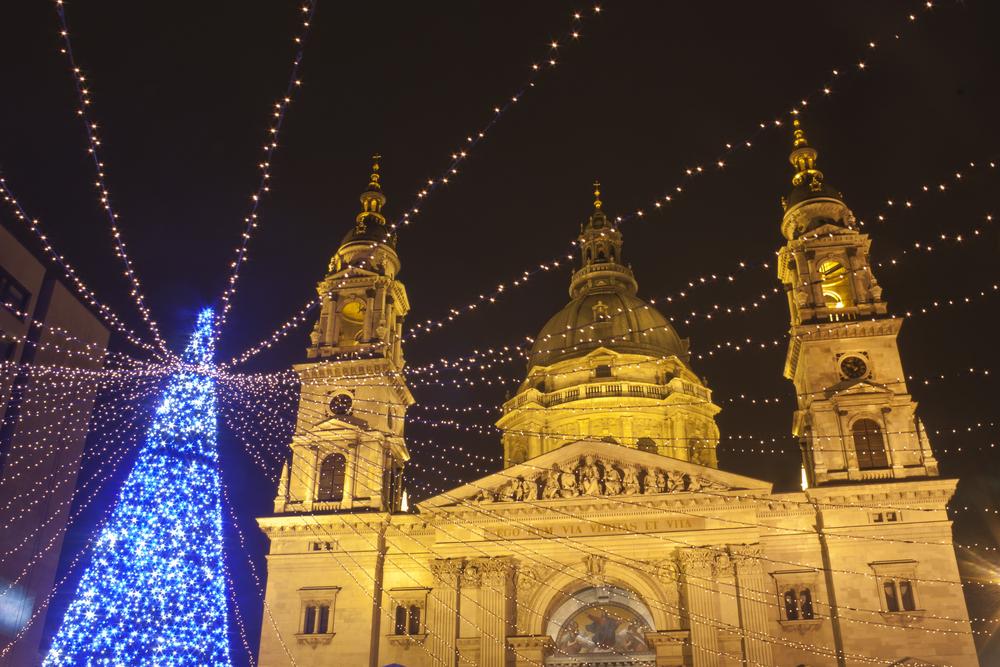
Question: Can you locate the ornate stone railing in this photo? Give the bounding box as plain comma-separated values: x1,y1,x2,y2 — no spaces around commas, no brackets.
502,382,673,414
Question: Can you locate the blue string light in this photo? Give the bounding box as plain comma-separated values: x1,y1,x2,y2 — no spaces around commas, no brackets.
44,309,231,666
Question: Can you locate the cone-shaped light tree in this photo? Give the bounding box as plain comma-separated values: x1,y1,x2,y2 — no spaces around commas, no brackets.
45,309,231,666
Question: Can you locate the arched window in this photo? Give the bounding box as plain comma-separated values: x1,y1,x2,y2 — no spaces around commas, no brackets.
852,419,888,469
408,605,421,635
883,580,900,612
337,299,366,346
637,438,657,453
317,453,347,501
394,605,406,635
783,590,799,620
800,588,814,620
818,258,853,311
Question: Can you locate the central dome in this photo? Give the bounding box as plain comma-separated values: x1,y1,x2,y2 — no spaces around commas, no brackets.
526,187,689,370
528,289,688,368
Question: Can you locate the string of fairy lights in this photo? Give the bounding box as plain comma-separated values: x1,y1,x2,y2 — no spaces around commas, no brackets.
215,1,318,328
388,6,603,233
0,1,997,664
52,0,170,355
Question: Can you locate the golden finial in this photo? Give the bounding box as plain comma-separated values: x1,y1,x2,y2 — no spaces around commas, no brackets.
357,153,387,223
368,154,382,191
789,118,824,189
593,180,602,210
792,118,809,149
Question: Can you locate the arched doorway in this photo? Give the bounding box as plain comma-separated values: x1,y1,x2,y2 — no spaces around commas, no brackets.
544,585,655,666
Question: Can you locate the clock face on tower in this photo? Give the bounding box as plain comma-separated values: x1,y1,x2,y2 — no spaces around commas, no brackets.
839,355,869,380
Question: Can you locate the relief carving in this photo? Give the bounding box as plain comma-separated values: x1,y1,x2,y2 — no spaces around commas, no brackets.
473,454,730,503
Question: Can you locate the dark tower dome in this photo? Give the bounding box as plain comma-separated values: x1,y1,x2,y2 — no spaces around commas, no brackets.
527,182,689,369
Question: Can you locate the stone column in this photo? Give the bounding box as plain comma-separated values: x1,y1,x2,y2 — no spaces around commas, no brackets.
428,558,464,667
679,549,720,667
730,544,774,667
480,558,513,667
507,635,552,667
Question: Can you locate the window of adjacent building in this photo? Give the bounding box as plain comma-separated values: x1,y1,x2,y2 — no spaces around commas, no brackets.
817,258,853,310
781,587,815,621
852,418,888,469
0,335,16,361
0,268,31,318
317,453,347,501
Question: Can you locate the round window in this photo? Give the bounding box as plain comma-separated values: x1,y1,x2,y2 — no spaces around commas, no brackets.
329,393,353,416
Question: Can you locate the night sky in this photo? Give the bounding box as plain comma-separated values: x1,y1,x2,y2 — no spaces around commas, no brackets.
2,1,999,663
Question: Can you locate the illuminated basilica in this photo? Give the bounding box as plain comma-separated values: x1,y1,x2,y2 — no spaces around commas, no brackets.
255,125,979,666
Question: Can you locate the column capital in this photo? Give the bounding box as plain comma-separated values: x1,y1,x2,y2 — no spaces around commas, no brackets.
480,556,515,585
728,543,765,573
430,557,465,584
677,548,714,576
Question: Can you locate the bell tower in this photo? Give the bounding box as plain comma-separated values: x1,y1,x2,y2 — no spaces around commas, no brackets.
777,121,938,486
273,157,413,513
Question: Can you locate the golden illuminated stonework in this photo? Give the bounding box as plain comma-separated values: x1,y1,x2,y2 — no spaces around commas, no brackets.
255,149,978,667
497,190,720,468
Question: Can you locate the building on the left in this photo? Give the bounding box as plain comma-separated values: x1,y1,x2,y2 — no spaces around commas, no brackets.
0,220,109,666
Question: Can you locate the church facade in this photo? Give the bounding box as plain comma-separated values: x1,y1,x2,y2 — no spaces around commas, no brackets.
256,129,979,666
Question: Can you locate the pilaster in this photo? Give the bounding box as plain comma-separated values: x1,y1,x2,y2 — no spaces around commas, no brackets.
479,558,513,667
730,544,774,667
428,558,463,667
679,549,720,667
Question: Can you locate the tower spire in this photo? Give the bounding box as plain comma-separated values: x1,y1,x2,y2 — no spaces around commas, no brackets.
367,154,382,192
593,180,602,210
357,153,387,226
789,118,824,189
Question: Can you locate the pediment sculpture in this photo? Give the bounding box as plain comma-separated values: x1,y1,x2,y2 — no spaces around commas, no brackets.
474,454,729,503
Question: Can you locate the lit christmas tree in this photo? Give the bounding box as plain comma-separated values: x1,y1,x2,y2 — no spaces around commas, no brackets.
45,309,231,666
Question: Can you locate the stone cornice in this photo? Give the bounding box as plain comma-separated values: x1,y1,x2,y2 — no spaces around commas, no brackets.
791,316,902,341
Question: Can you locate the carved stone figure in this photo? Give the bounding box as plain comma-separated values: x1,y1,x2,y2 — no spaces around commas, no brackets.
603,466,622,495
542,466,561,499
518,476,537,501
665,470,686,492
643,468,663,494
583,554,607,578
559,464,579,498
579,455,602,495
498,481,516,502
621,465,640,495
511,477,526,502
